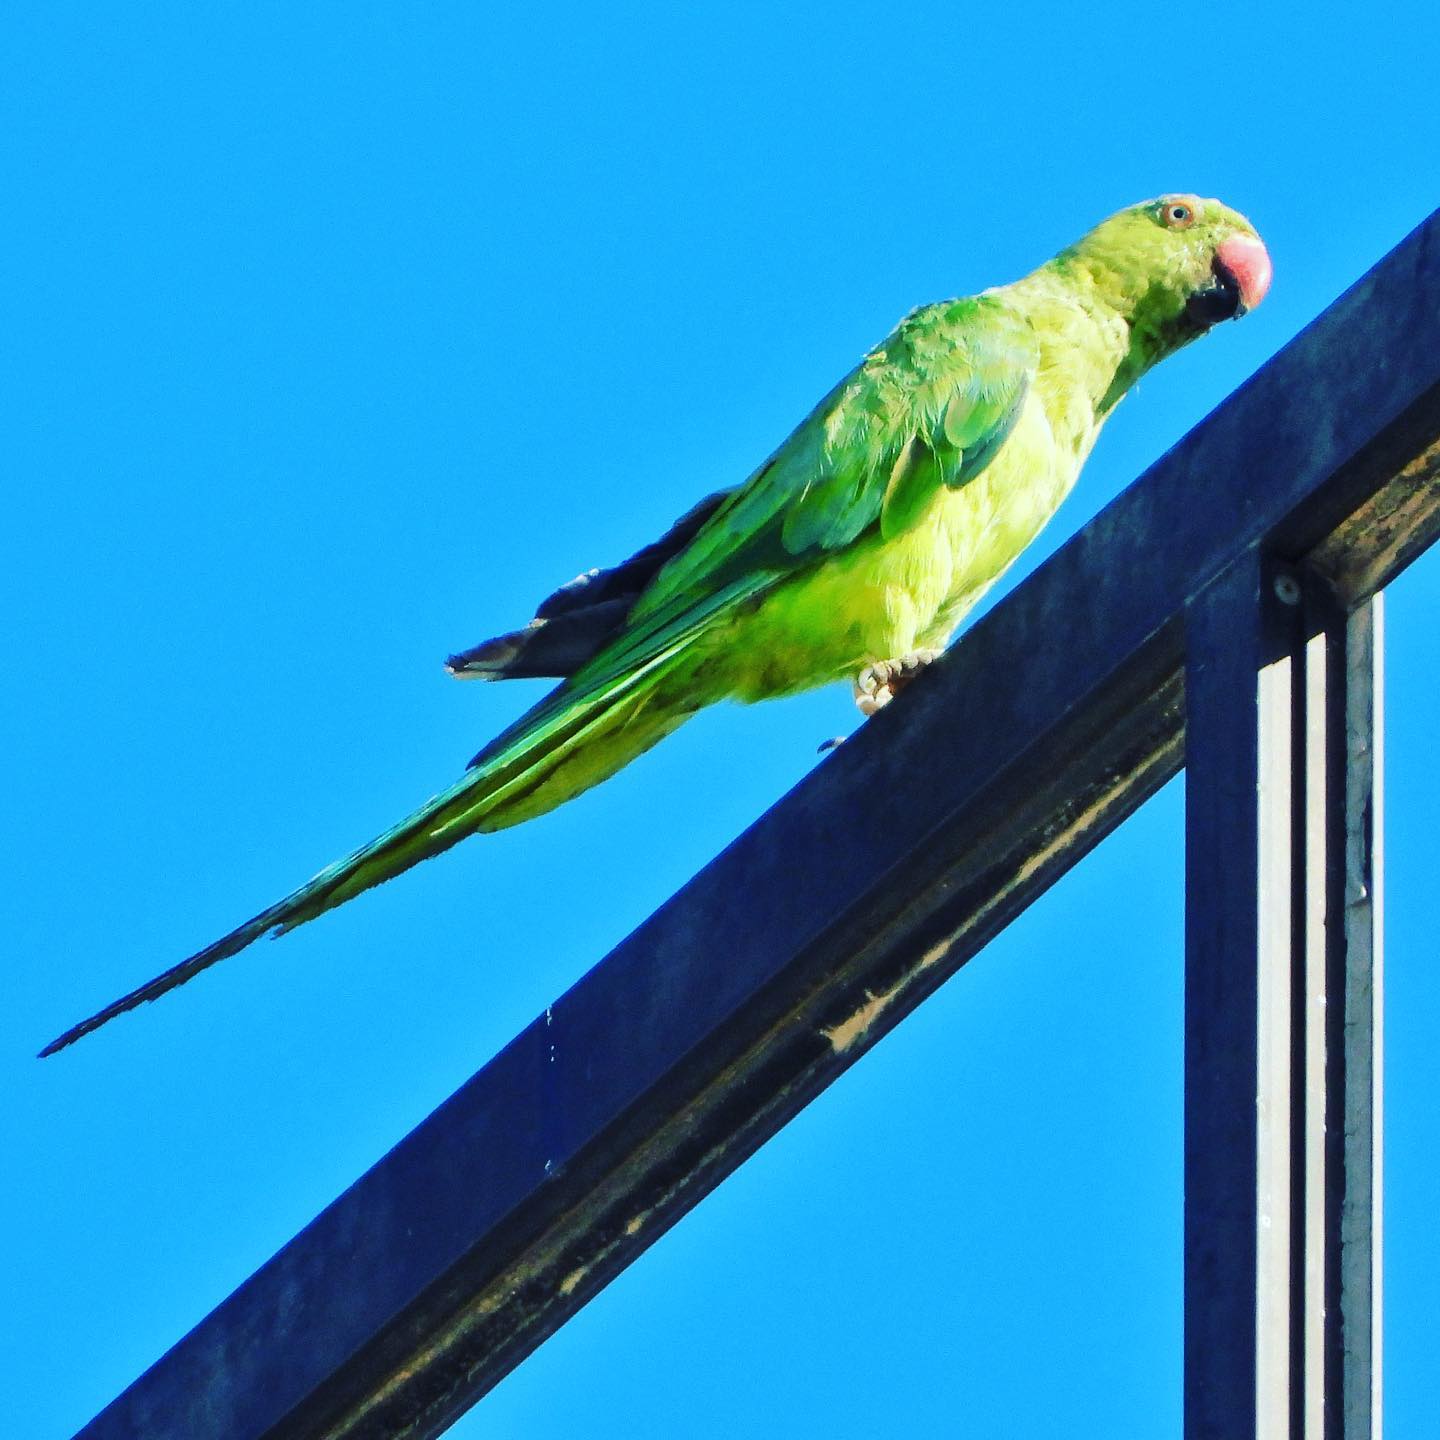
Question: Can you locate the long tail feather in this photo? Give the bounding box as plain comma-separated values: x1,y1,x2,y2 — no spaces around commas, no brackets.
39,622,712,1057
39,893,330,1057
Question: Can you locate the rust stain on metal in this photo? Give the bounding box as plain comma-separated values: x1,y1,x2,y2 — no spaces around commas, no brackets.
1309,433,1440,602
821,982,907,1053
820,935,952,1053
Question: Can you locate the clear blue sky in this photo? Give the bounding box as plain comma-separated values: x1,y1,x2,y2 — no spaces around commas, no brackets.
6,4,1437,1436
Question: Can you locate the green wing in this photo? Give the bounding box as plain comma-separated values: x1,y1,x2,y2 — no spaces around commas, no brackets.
470,294,1036,764
630,293,1037,626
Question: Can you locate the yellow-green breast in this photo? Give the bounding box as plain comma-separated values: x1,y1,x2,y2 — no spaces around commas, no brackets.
702,380,1099,703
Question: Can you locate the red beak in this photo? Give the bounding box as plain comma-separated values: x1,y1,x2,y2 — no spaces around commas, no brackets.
1215,233,1273,315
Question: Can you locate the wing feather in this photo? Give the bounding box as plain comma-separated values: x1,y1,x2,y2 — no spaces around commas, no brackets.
632,295,1037,623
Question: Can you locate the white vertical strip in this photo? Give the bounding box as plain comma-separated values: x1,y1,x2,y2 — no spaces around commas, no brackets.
1256,651,1294,1436
1303,630,1329,1439
1362,597,1384,1439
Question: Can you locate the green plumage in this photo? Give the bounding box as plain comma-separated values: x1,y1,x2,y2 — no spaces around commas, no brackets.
44,193,1267,1054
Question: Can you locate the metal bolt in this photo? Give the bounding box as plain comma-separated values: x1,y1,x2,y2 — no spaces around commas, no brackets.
1273,572,1303,606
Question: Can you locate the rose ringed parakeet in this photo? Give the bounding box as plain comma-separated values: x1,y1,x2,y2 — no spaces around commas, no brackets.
42,193,1270,1055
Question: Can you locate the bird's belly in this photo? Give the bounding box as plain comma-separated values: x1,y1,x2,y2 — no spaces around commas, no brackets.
701,516,953,701
921,418,1084,644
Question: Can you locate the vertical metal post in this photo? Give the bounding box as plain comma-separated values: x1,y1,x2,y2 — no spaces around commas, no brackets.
1183,554,1382,1440
1184,550,1295,1439
1323,597,1384,1440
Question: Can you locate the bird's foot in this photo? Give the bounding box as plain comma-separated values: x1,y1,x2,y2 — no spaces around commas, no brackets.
853,648,942,717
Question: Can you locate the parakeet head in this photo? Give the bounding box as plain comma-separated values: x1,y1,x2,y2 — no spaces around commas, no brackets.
1056,193,1271,376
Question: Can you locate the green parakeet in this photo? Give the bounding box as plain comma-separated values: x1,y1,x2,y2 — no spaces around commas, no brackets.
43,193,1270,1055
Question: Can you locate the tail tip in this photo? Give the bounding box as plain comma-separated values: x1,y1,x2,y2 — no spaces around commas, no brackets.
38,1024,86,1059
444,654,494,680
445,620,549,681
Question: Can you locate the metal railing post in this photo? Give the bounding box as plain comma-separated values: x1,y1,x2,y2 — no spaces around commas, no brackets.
1321,596,1383,1440
1184,556,1382,1439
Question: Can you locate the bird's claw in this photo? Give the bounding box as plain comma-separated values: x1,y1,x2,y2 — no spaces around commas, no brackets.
853,648,942,717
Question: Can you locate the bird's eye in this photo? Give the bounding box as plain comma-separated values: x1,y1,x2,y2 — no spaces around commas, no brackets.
1161,199,1198,230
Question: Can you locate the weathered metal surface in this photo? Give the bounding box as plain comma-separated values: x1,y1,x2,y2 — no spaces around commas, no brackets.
1329,599,1383,1439
76,210,1439,1440
1307,434,1440,604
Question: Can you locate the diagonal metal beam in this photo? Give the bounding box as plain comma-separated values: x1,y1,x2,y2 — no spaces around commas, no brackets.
77,210,1440,1440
